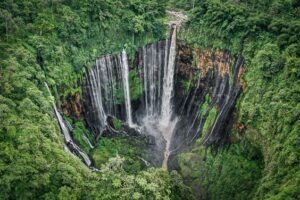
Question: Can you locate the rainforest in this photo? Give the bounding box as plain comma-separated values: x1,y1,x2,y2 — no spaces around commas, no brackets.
0,0,299,199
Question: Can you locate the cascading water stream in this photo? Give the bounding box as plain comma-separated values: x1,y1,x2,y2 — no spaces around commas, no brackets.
45,83,92,166
45,83,72,143
83,133,94,149
72,143,92,166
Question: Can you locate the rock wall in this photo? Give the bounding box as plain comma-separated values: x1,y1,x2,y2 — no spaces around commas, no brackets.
61,92,83,119
62,41,244,168
171,42,244,156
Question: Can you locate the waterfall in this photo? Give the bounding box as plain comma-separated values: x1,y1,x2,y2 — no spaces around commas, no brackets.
84,52,134,135
143,46,149,116
161,26,177,124
202,56,243,146
160,26,178,168
81,22,242,169
137,25,178,169
45,83,92,167
64,144,72,154
138,27,176,121
83,133,94,149
45,83,72,143
85,59,107,133
72,143,92,166
142,41,165,117
121,49,133,126
82,22,243,169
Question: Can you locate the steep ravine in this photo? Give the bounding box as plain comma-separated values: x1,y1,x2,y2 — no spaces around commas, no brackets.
58,11,246,198
1,1,298,199
60,29,244,172
47,12,276,200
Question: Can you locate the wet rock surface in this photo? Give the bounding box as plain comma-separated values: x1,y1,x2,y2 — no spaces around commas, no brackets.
171,43,244,162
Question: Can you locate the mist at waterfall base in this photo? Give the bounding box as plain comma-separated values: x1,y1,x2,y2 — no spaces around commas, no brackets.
82,25,243,169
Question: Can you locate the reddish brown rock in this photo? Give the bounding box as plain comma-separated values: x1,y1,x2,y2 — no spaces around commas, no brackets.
62,92,83,119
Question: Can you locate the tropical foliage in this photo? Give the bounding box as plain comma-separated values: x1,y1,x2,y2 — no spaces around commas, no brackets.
0,0,193,199
171,0,300,199
1,0,299,199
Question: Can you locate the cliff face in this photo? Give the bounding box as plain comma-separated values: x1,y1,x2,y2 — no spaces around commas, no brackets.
63,41,244,165
172,42,244,154
195,48,232,75
170,43,250,199
59,40,250,199
61,92,83,119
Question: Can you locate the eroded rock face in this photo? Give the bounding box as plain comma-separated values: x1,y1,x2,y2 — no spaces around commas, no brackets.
195,48,233,75
176,41,194,79
172,43,244,158
62,92,83,119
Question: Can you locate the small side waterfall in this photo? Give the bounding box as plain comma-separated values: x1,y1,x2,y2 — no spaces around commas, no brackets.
83,133,94,149
45,83,72,143
45,83,92,167
72,143,92,166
